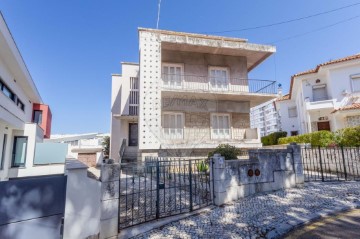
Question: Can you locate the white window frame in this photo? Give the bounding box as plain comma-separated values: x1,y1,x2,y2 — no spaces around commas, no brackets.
208,66,230,91
312,84,328,101
162,112,184,139
350,74,360,92
162,63,184,88
288,107,297,118
211,113,231,139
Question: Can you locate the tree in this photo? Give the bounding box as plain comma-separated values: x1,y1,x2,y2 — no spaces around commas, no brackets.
102,136,110,159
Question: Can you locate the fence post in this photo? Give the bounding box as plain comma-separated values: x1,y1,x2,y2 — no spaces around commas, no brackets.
155,160,160,219
341,146,348,181
318,146,325,182
189,160,193,211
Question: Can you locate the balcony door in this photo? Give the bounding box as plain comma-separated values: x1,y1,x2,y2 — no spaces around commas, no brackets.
163,113,184,139
128,123,138,146
312,84,328,101
209,67,229,91
162,64,183,88
211,113,230,139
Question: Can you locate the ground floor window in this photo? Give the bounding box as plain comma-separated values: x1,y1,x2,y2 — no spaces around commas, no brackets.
0,134,7,170
12,136,28,167
291,131,298,136
163,113,184,139
211,113,230,139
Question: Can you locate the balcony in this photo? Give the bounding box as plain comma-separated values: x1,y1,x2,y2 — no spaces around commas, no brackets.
161,127,259,142
305,98,335,111
161,74,277,99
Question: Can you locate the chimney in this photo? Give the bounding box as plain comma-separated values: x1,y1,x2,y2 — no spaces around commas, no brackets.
277,83,282,97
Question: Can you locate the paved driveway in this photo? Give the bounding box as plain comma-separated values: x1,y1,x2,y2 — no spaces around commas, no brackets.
285,209,360,239
133,182,360,239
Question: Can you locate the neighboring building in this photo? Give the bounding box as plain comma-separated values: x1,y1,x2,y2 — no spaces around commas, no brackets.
250,98,281,137
276,53,360,136
111,28,278,161
46,133,109,167
0,13,64,181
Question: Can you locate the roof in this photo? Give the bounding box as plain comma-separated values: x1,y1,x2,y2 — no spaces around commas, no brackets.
138,27,248,43
276,94,290,102
289,53,360,99
331,103,360,113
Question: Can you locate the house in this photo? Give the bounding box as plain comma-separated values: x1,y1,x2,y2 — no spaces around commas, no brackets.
276,53,360,136
250,97,281,137
0,12,65,181
110,28,278,161
46,133,109,167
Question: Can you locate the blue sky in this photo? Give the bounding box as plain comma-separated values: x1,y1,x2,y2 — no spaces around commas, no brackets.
0,0,359,134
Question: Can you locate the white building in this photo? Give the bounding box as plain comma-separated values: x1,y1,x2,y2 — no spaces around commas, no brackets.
250,98,281,137
276,54,360,136
46,133,109,167
110,28,278,161
0,12,66,181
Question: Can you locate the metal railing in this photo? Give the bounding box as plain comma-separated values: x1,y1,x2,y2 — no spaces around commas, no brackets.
161,127,259,140
161,74,277,94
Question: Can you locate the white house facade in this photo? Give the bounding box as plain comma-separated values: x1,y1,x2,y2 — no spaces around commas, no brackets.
250,98,281,137
276,54,360,136
0,13,65,181
110,28,278,161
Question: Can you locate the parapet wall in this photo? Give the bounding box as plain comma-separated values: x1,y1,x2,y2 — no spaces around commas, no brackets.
211,143,304,205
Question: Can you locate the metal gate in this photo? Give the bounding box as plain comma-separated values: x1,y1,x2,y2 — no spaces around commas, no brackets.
118,158,212,230
301,146,360,182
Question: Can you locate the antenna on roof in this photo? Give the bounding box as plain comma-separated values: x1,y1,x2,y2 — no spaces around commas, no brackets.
156,0,162,29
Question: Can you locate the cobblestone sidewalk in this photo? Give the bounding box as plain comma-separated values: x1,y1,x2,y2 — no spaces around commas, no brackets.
133,182,360,239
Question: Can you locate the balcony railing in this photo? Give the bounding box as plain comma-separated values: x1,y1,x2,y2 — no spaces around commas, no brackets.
161,127,259,141
161,74,277,94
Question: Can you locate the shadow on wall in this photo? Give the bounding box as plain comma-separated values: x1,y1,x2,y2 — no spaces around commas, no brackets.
0,175,67,239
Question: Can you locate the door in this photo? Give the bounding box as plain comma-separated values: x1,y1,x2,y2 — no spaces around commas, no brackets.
163,65,182,88
128,123,138,146
12,136,28,167
211,114,230,139
317,121,331,131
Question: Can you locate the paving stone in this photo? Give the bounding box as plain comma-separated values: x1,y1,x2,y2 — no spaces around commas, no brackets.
133,182,360,239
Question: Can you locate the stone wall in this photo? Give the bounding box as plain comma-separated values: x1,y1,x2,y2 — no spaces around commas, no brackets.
211,144,304,205
78,153,97,167
100,163,120,239
346,115,360,127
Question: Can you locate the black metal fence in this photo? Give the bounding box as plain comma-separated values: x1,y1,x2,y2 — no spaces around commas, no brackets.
118,158,212,230
301,146,360,182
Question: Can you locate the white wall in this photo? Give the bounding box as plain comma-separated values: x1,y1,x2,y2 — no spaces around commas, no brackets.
276,100,300,136
64,162,101,239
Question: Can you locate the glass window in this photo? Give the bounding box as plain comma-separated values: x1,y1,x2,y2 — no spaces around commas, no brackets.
209,67,229,90
17,99,25,111
312,84,328,101
212,114,230,139
351,75,360,92
33,110,43,124
12,136,28,167
1,134,7,170
162,113,184,139
162,64,182,88
1,80,16,102
288,107,297,118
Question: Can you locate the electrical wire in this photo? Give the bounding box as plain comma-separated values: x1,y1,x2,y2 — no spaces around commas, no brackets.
204,2,360,34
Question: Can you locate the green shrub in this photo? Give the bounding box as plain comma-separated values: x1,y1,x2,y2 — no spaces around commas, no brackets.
310,131,334,146
261,131,287,146
208,144,241,160
196,161,209,173
334,126,360,147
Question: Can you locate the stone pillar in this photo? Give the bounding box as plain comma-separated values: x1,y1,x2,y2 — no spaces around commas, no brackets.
210,154,226,206
287,143,304,185
100,163,120,239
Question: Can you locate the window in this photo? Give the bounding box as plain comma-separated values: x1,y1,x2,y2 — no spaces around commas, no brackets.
209,67,229,90
0,134,7,170
0,79,16,102
163,113,184,139
312,84,328,101
33,110,43,124
17,99,25,111
291,131,298,136
12,136,28,167
351,74,360,92
162,64,183,88
288,107,297,118
211,113,230,139
129,77,139,115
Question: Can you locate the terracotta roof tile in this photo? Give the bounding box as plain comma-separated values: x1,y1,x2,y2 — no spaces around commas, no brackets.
276,94,290,102
289,53,360,99
331,103,360,113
